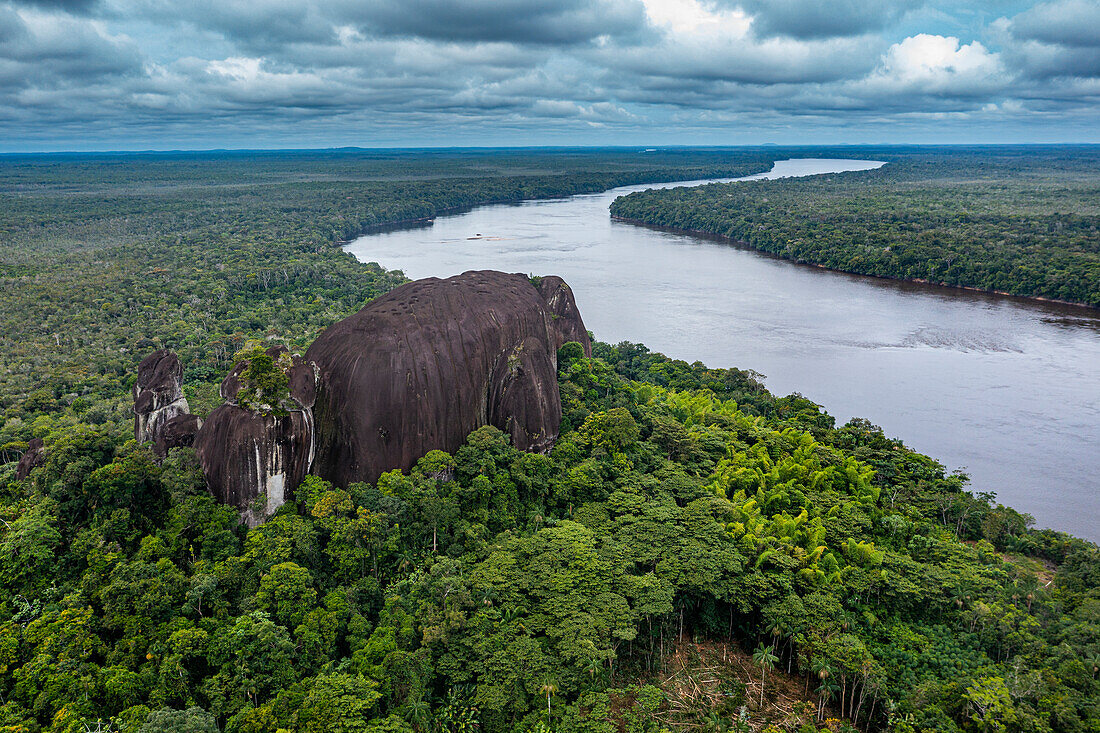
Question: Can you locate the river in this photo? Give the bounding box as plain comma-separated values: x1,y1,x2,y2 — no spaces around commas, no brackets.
345,159,1100,542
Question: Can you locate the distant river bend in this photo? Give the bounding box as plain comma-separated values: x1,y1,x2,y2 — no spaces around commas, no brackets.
346,159,1100,542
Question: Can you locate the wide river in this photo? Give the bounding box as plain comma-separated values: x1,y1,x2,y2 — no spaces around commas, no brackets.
346,159,1100,541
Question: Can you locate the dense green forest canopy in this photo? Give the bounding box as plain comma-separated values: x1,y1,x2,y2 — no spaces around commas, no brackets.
0,147,1097,732
1,342,1097,733
610,146,1100,307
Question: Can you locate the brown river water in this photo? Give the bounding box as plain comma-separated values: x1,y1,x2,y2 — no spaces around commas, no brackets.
346,159,1100,542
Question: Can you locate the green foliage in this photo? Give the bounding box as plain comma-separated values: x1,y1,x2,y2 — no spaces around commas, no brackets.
0,149,1096,733
295,673,382,733
0,346,1096,731
139,706,219,733
232,347,291,416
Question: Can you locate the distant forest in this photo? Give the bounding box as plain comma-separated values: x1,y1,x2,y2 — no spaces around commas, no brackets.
0,148,775,420
0,148,1096,733
611,147,1100,308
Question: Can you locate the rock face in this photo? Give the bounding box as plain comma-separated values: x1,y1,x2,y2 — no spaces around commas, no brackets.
306,270,591,487
536,276,591,347
156,414,203,458
134,350,191,449
193,347,316,527
15,438,45,480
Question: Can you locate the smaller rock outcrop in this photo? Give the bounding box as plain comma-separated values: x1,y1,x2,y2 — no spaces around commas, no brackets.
134,350,191,448
156,414,203,458
194,346,316,527
15,438,45,480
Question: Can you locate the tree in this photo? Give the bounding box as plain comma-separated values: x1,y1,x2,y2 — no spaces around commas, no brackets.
963,676,1018,733
295,673,382,733
256,561,317,629
539,680,558,724
0,499,62,591
557,342,585,372
579,408,640,453
233,347,291,415
202,612,296,717
82,442,167,530
138,706,219,733
403,697,431,731
752,644,778,708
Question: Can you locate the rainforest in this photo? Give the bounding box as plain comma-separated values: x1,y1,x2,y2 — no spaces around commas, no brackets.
0,148,1097,733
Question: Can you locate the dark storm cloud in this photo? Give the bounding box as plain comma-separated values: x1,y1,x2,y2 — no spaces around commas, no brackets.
0,0,1098,148
1011,42,1100,78
997,0,1100,81
0,5,142,88
606,41,875,85
1009,0,1100,48
734,0,924,39
6,0,98,13
118,0,337,50
346,0,648,45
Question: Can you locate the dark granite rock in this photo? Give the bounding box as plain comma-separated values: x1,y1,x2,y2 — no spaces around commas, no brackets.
15,438,45,480
134,350,191,448
194,347,317,526
306,270,591,487
194,405,314,527
156,414,203,458
536,276,591,348
189,270,588,525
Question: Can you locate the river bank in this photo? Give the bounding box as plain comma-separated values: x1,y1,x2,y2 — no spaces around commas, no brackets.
610,215,1100,311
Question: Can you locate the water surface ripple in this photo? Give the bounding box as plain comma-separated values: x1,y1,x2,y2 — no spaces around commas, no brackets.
346,159,1100,541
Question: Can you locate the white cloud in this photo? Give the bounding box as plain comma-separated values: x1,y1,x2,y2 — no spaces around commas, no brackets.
870,34,1006,94
642,0,749,36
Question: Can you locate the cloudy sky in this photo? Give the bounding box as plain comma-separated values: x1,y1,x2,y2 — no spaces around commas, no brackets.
1,0,1097,150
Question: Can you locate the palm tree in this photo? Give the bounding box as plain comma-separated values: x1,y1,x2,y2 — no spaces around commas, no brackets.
540,679,558,724
397,549,416,575
816,679,838,721
1087,652,1100,679
752,643,779,708
476,588,496,607
404,697,431,731
809,659,831,697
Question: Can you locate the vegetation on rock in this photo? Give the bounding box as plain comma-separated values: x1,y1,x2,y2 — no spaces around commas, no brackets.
231,346,293,416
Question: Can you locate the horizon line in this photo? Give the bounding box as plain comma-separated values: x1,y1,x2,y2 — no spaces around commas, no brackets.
3,142,1100,157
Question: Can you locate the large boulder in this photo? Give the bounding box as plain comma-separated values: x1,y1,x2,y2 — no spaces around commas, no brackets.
194,346,316,526
134,350,191,449
306,270,590,487
189,271,590,525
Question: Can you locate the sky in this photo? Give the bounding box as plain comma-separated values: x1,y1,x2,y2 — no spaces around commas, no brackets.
0,0,1098,151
